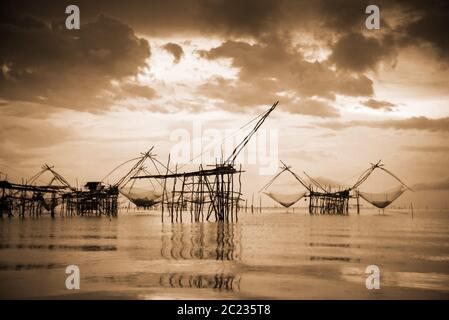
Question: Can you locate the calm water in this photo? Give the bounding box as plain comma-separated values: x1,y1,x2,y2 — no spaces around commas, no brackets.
0,208,448,299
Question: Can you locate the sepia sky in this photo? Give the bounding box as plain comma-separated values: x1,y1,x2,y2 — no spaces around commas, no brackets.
1,0,449,208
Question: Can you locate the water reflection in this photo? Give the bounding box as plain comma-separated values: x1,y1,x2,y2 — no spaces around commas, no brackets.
307,242,353,248
0,243,117,251
310,256,360,263
159,273,241,292
17,234,117,240
160,222,242,260
0,262,66,271
1,210,448,298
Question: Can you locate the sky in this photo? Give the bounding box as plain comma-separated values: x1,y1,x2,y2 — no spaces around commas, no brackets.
1,0,448,208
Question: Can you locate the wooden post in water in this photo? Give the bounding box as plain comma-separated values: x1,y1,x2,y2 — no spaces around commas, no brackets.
190,176,193,222
229,171,233,221
1,185,5,218
171,164,177,223
308,187,313,215
251,193,254,214
162,154,170,223
50,192,56,218
356,190,360,214
179,174,185,223
20,178,25,218
237,164,242,221
200,168,205,221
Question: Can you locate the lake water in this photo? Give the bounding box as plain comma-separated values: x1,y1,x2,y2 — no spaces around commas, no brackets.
1,208,448,299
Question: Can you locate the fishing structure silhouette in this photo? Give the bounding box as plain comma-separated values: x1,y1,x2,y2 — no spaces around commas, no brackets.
0,101,412,219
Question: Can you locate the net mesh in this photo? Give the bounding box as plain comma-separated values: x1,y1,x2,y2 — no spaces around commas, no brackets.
358,185,406,209
120,187,162,207
263,191,306,208
260,164,309,208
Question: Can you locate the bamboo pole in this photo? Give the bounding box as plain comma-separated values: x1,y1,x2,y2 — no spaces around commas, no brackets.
179,174,185,223
162,154,171,223
171,164,177,223
236,164,242,222
356,190,360,214
251,193,254,214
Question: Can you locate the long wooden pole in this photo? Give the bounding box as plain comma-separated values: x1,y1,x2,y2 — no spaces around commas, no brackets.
162,154,170,223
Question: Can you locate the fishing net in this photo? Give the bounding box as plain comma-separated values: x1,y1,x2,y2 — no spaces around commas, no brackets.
120,187,163,207
40,196,59,211
353,161,411,209
358,185,407,209
260,163,310,208
263,191,306,208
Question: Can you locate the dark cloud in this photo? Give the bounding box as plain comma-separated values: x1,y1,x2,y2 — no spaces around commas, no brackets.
198,0,280,37
1,0,447,56
396,0,449,61
198,35,374,114
413,177,449,191
317,0,370,32
330,33,397,72
197,76,283,113
316,117,449,132
0,13,150,112
0,1,362,38
360,99,396,111
0,0,447,116
199,35,294,83
162,43,184,63
318,1,449,64
0,0,203,36
406,15,449,62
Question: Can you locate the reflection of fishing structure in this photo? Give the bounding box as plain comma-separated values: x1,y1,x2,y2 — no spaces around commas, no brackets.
158,222,242,292
159,273,241,292
160,222,241,261
132,101,278,222
261,160,412,214
0,164,73,218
